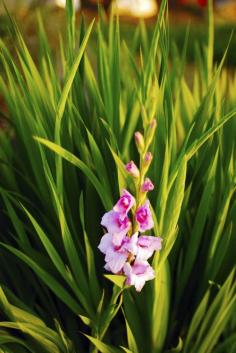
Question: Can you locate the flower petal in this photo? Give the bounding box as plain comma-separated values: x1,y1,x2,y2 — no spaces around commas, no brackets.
98,233,113,254
135,200,154,232
113,189,135,215
101,210,131,244
136,236,162,260
105,249,128,274
124,260,155,292
112,232,127,247
123,232,138,255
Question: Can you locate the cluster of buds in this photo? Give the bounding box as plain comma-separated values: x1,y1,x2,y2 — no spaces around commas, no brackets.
98,119,162,292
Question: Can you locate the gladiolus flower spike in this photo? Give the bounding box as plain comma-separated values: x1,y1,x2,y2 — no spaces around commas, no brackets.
98,120,162,292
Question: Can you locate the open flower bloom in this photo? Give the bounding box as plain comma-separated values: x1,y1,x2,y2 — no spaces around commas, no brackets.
123,260,155,292
98,233,138,274
113,189,135,216
135,200,154,232
101,210,131,246
136,235,162,261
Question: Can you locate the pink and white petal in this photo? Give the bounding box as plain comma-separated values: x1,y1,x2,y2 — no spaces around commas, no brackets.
143,265,155,282
138,236,162,250
136,201,154,232
124,261,155,291
132,261,150,274
98,233,113,254
136,247,154,261
123,262,134,286
101,210,131,242
112,231,127,247
113,189,135,215
123,232,138,255
140,262,155,281
136,236,162,260
106,252,128,274
101,210,119,233
104,262,111,271
139,217,154,232
134,278,146,292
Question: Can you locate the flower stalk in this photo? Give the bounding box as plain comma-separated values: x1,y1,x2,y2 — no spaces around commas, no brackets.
98,119,161,292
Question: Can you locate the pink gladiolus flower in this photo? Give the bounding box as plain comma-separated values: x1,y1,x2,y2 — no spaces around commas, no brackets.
136,236,162,261
98,233,138,274
125,161,140,178
141,178,154,192
123,260,155,292
135,201,154,232
101,210,131,246
113,189,135,216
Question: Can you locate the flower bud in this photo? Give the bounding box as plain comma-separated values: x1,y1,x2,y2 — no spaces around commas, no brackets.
150,119,157,130
142,152,153,174
134,131,145,153
125,161,140,178
141,178,154,192
144,152,153,164
146,119,157,149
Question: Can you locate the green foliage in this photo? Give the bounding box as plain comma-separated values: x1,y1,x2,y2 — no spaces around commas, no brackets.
0,0,235,352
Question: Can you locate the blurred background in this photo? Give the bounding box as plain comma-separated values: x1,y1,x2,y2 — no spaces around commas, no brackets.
1,0,236,67
1,0,236,17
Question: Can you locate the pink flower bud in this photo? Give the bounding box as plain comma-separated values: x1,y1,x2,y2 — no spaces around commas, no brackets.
134,132,144,152
149,119,157,130
143,152,153,173
144,152,153,162
141,178,154,192
125,161,140,178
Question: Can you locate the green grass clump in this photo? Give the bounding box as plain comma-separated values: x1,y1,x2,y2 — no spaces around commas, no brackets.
0,0,235,352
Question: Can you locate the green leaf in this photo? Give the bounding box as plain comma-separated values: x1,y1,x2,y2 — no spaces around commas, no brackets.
56,19,95,123
152,260,170,352
0,243,82,315
104,275,125,289
84,334,122,353
165,337,183,353
34,137,112,209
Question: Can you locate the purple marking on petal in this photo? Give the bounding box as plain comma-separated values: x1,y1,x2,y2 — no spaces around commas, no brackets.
135,200,154,232
125,161,140,178
136,236,162,261
113,189,135,215
141,178,154,192
101,210,131,245
132,261,149,275
123,260,155,292
144,152,153,162
138,236,162,250
99,233,139,275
